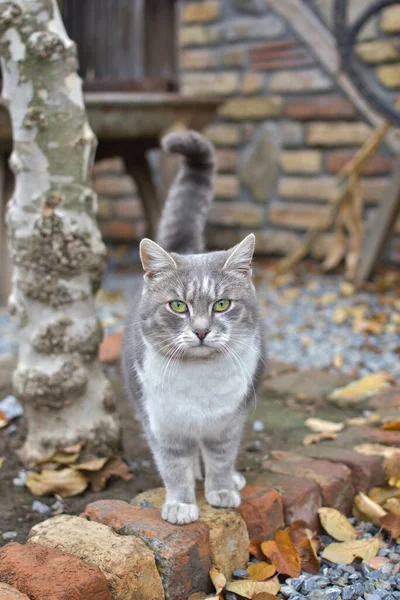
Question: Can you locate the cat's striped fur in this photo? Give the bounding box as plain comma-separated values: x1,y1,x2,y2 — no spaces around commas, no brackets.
122,130,264,524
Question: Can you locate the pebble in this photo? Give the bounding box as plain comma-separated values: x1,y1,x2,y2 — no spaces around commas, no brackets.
281,585,295,597
2,531,17,540
31,500,52,515
325,588,342,600
232,568,249,579
252,420,265,432
302,579,318,593
12,470,27,487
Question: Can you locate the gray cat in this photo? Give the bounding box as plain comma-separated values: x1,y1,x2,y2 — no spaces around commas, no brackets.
122,130,264,525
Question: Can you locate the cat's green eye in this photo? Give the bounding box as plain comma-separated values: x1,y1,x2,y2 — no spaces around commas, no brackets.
169,300,188,313
213,299,231,312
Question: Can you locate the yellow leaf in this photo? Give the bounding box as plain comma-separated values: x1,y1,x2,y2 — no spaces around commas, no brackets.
72,457,109,471
261,530,301,578
340,282,356,297
348,305,368,319
321,537,380,564
188,594,207,600
352,319,385,335
329,372,393,404
246,562,276,581
303,432,338,446
333,307,348,325
384,498,400,516
318,507,357,542
382,420,400,431
354,444,400,479
253,594,279,600
369,486,400,505
305,418,344,434
388,477,400,488
209,567,226,595
317,293,337,304
0,457,4,468
354,492,387,525
346,415,381,426
75,457,133,492
26,468,88,497
226,578,280,599
332,354,343,369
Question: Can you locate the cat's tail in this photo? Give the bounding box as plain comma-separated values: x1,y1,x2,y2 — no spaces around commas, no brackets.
156,130,215,254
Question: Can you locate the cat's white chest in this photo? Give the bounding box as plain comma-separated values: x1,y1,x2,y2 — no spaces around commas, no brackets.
139,343,258,439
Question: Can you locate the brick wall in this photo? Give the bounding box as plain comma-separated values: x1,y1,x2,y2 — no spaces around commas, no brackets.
95,0,400,264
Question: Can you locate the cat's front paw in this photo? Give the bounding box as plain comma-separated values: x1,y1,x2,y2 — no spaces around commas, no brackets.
206,489,241,508
161,501,199,525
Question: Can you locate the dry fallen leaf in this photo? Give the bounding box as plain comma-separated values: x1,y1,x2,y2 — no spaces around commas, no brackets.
332,354,343,370
369,485,400,505
353,444,400,479
226,578,280,599
346,414,381,427
321,537,380,564
318,507,357,542
333,307,348,325
364,556,390,570
249,539,266,561
246,562,276,581
384,498,400,516
0,457,4,468
286,521,320,575
303,432,337,446
76,456,133,492
353,492,387,525
188,594,207,600
0,410,7,428
261,530,301,578
209,567,226,595
352,319,385,335
305,418,344,434
317,293,337,304
340,282,356,297
329,372,393,405
382,420,400,431
26,468,88,497
380,511,400,539
253,594,278,600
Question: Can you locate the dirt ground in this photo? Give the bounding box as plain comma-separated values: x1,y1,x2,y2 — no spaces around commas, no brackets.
0,357,362,546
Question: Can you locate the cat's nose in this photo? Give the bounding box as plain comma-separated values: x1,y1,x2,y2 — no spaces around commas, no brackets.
193,328,210,341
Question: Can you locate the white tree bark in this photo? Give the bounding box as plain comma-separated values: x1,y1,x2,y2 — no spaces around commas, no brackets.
0,0,121,464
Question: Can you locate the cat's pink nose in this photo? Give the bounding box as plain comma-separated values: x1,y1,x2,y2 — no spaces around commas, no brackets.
193,328,210,341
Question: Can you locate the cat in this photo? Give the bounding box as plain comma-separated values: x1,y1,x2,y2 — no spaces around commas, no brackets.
122,130,264,525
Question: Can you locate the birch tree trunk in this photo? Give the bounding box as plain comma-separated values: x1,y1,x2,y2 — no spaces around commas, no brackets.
0,0,121,464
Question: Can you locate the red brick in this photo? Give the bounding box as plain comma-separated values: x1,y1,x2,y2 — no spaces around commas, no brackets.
0,583,30,600
99,331,123,364
238,487,284,540
372,429,400,447
82,500,212,600
284,95,356,120
114,197,143,219
250,41,313,71
263,451,356,514
368,386,400,410
99,220,146,242
0,542,111,600
299,447,386,493
325,150,394,175
249,472,322,531
93,157,125,175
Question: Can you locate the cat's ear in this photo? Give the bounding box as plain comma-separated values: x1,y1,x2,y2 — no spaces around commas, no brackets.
223,233,255,275
140,238,176,277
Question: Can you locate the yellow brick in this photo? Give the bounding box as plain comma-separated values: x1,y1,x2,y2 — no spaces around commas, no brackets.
382,6,400,32
214,175,239,198
182,73,239,96
377,64,400,88
356,40,400,64
183,1,220,24
241,73,263,95
219,97,283,120
280,151,322,174
307,122,371,146
203,124,240,147
180,49,217,70
279,177,336,201
179,25,220,47
209,202,263,226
